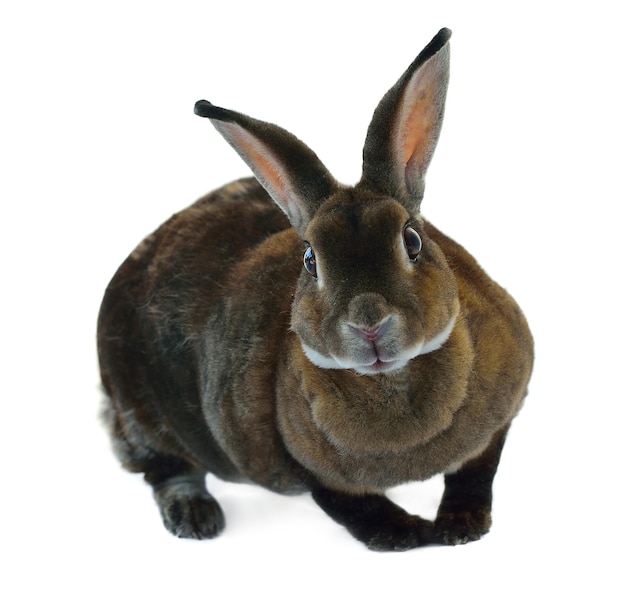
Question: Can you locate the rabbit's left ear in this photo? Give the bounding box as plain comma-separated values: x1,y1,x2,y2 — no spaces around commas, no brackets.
195,101,337,236
359,28,451,215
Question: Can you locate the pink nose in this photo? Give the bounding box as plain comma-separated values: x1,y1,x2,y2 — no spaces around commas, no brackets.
358,328,381,342
349,318,391,343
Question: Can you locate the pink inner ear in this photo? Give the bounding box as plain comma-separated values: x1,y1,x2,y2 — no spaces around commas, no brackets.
396,57,443,176
214,121,300,222
399,81,435,170
223,122,288,197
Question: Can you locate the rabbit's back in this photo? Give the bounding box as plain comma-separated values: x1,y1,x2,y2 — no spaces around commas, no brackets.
98,177,299,483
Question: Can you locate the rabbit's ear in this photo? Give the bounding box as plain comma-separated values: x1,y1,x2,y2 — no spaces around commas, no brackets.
359,28,451,215
195,101,337,235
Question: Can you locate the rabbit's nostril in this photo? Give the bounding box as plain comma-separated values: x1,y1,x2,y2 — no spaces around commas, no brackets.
348,317,391,343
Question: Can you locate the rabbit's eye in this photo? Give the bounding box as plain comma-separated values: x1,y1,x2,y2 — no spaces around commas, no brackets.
303,246,317,278
403,226,422,261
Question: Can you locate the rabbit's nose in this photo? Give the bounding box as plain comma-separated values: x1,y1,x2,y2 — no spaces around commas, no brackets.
347,317,392,343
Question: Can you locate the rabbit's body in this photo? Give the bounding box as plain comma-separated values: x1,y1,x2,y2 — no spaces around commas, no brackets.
98,29,533,549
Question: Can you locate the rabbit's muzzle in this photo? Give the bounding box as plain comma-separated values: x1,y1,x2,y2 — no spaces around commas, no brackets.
339,312,423,376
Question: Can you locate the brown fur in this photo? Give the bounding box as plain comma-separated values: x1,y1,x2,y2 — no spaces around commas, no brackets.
98,28,533,550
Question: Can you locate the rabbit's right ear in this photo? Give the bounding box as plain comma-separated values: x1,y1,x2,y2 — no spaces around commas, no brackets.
359,28,451,216
195,101,337,236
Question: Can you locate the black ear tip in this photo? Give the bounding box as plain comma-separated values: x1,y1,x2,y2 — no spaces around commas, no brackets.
194,100,214,118
414,28,451,66
429,28,452,52
438,27,452,42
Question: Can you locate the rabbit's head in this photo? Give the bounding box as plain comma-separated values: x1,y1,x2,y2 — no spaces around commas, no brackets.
195,28,457,376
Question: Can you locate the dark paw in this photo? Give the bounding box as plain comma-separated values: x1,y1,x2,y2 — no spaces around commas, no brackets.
433,510,491,546
365,518,434,552
154,482,225,540
311,488,434,552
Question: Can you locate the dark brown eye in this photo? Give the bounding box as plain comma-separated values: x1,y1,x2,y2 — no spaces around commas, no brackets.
303,246,317,277
403,226,422,261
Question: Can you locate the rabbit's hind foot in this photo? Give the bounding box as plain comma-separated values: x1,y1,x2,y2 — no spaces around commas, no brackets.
152,473,225,540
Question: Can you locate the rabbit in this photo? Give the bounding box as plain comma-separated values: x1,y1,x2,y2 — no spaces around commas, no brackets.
97,27,533,551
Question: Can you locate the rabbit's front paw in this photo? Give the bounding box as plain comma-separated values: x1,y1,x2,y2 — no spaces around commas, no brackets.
433,509,491,546
365,517,434,552
312,488,433,552
153,479,225,539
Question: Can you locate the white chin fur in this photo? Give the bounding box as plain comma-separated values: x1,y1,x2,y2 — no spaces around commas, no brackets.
299,312,457,375
420,313,457,355
300,343,348,370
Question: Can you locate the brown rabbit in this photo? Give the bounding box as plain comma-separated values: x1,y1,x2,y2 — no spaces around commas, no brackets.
97,28,533,551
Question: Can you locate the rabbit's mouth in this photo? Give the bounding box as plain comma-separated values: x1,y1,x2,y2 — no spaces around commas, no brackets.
300,338,410,375
351,314,459,376
353,357,409,376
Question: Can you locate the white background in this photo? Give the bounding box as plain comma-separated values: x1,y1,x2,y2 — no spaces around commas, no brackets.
2,1,624,591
